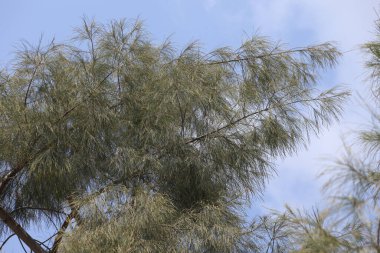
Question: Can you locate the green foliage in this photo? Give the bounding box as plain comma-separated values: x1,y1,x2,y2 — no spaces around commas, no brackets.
0,18,348,252
250,18,380,253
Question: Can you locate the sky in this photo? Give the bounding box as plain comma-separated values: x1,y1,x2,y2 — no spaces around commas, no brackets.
1,0,379,251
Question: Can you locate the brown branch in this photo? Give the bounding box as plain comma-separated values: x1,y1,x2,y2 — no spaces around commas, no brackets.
50,195,82,253
0,162,27,196
185,95,340,144
185,107,267,144
50,211,75,253
67,196,81,225
24,66,39,107
0,206,46,253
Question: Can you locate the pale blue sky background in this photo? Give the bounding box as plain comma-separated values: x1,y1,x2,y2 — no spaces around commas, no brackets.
1,0,379,251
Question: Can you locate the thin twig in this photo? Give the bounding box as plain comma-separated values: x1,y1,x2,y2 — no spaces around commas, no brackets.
206,46,327,66
24,66,39,107
186,95,341,144
0,206,46,253
18,237,28,253
11,206,65,215
0,233,16,251
377,218,380,247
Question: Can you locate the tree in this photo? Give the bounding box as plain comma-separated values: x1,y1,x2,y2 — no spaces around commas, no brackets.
0,19,348,252
252,18,380,253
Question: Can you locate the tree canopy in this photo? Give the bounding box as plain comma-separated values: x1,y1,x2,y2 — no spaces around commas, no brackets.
237,18,380,253
0,19,348,252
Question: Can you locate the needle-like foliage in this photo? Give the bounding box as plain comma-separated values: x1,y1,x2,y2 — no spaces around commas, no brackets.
0,19,348,252
252,18,380,253
313,19,380,252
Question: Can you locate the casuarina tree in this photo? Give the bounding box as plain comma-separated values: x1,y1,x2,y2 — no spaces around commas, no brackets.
0,19,348,252
245,18,380,253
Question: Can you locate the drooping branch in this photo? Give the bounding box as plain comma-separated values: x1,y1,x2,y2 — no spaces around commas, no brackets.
53,70,114,125
206,44,337,66
0,206,46,253
0,70,115,196
186,94,344,144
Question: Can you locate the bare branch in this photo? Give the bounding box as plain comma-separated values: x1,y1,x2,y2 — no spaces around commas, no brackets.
0,233,16,251
0,206,46,253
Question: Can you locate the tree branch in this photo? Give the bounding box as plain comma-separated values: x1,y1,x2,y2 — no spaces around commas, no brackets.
18,237,28,253
0,233,16,251
0,70,114,252
0,162,27,196
0,140,51,197
0,206,46,253
50,211,74,253
377,218,380,248
11,206,65,215
24,66,39,107
0,70,115,197
185,95,341,144
206,45,331,66
53,70,114,125
51,196,82,253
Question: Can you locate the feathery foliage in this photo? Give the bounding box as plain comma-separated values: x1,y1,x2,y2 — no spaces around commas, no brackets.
251,18,380,253
0,19,348,252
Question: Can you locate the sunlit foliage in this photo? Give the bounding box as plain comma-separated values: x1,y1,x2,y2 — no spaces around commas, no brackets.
255,19,380,253
0,19,348,252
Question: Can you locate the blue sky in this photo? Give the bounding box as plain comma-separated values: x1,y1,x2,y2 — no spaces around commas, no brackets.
1,0,379,251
